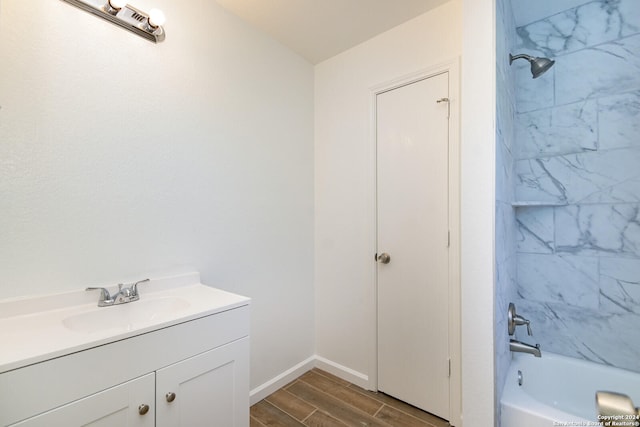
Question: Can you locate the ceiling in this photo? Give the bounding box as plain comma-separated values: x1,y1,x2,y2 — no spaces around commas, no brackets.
215,0,451,64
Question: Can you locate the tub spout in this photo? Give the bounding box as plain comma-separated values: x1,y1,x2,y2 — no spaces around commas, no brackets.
510,339,541,357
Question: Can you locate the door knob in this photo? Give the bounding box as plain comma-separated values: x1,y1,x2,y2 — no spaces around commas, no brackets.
138,404,150,415
166,392,176,402
376,253,391,264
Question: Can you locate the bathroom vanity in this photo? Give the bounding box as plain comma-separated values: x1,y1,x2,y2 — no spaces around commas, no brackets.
0,273,250,426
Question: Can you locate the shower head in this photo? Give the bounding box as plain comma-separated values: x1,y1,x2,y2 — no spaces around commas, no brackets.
509,53,555,78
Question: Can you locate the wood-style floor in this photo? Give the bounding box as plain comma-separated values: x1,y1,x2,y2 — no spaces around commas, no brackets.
250,369,450,427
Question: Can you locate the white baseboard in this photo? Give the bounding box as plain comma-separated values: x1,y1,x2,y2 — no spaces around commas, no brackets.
249,356,315,405
314,355,370,389
250,355,371,405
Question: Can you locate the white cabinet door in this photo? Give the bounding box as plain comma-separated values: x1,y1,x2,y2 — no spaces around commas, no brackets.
11,373,155,427
156,337,249,427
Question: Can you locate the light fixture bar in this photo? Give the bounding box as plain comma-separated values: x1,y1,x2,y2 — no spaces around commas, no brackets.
60,0,165,43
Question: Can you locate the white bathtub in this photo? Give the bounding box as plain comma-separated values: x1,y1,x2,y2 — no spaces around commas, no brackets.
501,352,640,427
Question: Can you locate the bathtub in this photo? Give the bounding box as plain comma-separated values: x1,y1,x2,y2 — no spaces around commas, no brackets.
501,351,640,427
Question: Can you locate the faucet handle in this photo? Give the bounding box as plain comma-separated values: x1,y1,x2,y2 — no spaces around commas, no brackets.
130,278,150,297
508,302,534,336
86,287,112,303
514,315,532,335
117,283,135,298
508,303,518,335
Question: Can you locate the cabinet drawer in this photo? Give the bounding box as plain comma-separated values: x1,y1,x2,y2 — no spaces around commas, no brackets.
10,374,155,427
0,305,249,426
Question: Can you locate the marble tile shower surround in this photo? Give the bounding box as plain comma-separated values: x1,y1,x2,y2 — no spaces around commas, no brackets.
516,100,598,159
516,298,640,369
515,34,640,113
515,0,640,58
517,90,640,159
510,0,640,373
515,147,640,204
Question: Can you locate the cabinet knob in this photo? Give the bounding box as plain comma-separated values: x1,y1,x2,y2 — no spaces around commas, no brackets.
138,404,150,415
166,392,176,402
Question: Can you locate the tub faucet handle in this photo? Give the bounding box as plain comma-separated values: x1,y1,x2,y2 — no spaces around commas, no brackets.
508,302,533,336
514,314,532,336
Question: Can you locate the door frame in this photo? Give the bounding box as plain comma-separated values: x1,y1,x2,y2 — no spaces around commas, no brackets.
367,58,461,426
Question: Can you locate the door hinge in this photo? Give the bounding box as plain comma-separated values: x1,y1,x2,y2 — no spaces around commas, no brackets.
447,231,450,248
437,97,450,119
448,358,451,378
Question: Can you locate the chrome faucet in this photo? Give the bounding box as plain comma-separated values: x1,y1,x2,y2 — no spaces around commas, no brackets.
86,278,150,307
507,302,542,357
509,339,541,357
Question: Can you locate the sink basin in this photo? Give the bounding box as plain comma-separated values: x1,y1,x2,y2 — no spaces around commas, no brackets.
0,273,251,374
63,296,190,334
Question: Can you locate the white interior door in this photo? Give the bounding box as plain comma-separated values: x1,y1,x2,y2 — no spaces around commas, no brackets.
376,72,450,420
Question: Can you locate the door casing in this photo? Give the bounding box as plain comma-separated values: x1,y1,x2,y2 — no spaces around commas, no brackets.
367,58,461,427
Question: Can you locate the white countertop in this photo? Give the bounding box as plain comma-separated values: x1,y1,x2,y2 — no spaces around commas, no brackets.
0,273,250,373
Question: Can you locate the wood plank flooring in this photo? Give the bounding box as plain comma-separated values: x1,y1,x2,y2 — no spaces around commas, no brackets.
250,369,450,427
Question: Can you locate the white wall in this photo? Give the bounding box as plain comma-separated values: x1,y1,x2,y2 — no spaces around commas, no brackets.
0,0,315,390
314,0,461,388
460,0,497,426
315,1,500,425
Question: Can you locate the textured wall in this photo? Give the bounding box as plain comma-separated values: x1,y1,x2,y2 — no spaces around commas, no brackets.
0,0,315,390
314,1,462,388
495,0,518,416
512,0,640,372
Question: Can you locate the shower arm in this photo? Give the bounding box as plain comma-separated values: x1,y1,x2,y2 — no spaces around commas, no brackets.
509,53,535,65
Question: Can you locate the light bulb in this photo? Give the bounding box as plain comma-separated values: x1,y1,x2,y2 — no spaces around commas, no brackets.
108,0,127,10
148,8,166,28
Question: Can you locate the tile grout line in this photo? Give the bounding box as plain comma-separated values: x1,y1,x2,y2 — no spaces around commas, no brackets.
295,376,397,427
296,377,377,416
299,369,386,424
309,368,352,387
311,369,387,415
374,403,439,427
257,369,449,427
345,385,449,427
301,408,318,424
264,390,310,425
372,403,386,417
250,415,268,427
311,370,436,425
387,403,444,427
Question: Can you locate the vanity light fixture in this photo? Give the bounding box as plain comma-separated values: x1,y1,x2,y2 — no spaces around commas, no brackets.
60,0,166,43
147,8,166,30
107,0,127,14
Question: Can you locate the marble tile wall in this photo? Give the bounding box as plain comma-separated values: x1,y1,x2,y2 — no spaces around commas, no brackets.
512,0,640,373
495,0,518,415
